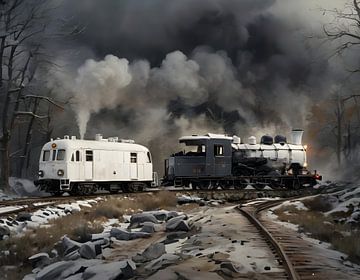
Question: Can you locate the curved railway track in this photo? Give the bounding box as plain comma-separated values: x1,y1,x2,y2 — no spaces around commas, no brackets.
238,199,299,280
238,198,360,280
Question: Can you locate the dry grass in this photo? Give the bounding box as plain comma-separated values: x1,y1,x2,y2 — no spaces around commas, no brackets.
0,190,178,279
274,202,360,264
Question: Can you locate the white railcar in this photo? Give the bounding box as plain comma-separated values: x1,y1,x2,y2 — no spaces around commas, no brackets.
35,134,154,194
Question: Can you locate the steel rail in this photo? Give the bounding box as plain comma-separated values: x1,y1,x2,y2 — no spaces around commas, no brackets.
237,201,300,280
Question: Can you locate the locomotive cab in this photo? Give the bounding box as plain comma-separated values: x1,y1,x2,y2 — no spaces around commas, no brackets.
164,134,233,186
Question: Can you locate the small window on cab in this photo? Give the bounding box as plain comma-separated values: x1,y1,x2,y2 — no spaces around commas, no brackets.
76,150,81,161
214,145,224,156
86,150,93,161
42,150,50,161
147,152,152,163
130,153,137,163
71,153,74,161
52,150,56,161
57,149,66,161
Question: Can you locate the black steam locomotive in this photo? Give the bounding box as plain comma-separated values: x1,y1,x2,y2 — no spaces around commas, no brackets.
163,131,321,190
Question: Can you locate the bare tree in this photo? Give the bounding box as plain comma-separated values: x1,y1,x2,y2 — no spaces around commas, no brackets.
323,0,360,72
0,0,59,191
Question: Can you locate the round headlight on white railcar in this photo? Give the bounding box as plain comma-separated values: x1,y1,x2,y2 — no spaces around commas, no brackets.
57,169,64,176
38,170,44,177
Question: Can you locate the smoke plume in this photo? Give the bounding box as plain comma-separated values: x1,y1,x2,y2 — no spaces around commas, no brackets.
45,0,359,175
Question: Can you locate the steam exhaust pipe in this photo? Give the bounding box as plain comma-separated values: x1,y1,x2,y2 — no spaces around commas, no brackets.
291,129,303,145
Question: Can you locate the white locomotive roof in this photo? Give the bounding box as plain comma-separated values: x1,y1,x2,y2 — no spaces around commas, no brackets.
180,133,233,141
42,138,149,152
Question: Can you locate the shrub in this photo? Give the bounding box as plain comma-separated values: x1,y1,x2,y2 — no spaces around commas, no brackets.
303,196,333,212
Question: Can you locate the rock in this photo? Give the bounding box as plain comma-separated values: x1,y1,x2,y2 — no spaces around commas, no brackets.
110,227,151,240
110,228,131,240
220,261,243,276
61,236,82,255
177,195,202,204
35,261,74,280
140,222,156,233
0,225,10,239
130,213,158,225
83,259,136,280
79,242,101,259
142,242,166,261
130,231,151,239
16,212,32,222
166,216,190,232
144,254,180,271
63,250,80,261
166,231,188,240
91,232,110,241
146,268,178,280
28,252,50,268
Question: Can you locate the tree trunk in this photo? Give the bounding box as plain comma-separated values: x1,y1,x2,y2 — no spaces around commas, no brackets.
0,136,10,192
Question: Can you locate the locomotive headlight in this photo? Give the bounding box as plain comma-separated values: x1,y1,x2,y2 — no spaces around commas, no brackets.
304,145,308,151
303,162,308,168
57,169,64,176
38,170,44,177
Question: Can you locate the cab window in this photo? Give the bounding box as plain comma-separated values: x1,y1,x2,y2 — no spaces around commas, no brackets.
131,153,137,163
214,145,224,156
76,150,81,161
57,149,66,161
86,150,93,161
42,150,50,161
147,152,152,163
52,150,56,161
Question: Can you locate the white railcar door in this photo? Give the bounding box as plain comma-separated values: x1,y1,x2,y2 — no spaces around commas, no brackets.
84,150,93,180
130,152,138,179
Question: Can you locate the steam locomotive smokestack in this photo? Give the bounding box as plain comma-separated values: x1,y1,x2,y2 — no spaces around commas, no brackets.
291,129,304,145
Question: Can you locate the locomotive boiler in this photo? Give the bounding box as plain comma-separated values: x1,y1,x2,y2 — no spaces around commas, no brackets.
163,130,321,189
35,134,154,195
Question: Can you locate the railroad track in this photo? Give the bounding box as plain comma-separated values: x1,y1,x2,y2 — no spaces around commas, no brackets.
238,198,360,280
0,185,335,218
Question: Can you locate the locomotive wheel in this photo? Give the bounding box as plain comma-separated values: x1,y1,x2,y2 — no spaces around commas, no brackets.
234,179,247,190
198,181,209,190
220,180,232,190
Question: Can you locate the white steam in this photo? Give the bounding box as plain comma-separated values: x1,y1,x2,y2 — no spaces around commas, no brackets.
73,55,132,138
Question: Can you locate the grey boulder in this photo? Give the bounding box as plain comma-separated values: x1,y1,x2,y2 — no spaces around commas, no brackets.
142,242,166,261
144,254,180,271
110,227,151,240
83,259,136,280
29,252,50,269
79,242,102,259
130,213,158,225
61,236,82,255
166,215,190,232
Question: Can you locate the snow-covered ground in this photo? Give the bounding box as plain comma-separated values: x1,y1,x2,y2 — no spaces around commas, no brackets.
0,177,49,201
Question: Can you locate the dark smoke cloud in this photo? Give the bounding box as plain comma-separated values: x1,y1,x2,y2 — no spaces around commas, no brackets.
45,0,359,175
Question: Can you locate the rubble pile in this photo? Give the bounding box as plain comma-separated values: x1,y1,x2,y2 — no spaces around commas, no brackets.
23,210,194,280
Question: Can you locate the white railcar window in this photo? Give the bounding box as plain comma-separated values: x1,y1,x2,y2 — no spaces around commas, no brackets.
57,149,66,161
130,153,137,163
52,150,56,161
42,150,50,161
76,150,81,161
147,152,152,163
214,145,224,156
71,153,74,161
86,150,93,161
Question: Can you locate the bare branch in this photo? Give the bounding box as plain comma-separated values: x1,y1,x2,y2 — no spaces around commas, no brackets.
14,111,48,119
